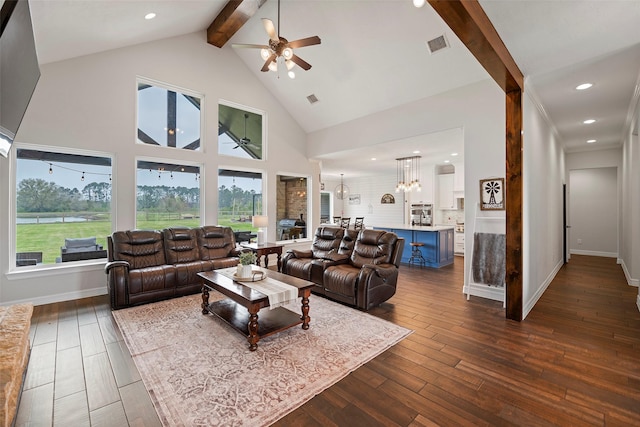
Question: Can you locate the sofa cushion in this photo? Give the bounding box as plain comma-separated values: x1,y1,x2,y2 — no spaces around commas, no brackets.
111,230,167,269
163,227,200,264
196,226,236,260
350,229,397,268
311,226,345,259
323,264,359,304
127,265,176,295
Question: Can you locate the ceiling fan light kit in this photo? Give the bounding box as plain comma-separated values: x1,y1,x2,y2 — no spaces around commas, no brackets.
232,0,321,79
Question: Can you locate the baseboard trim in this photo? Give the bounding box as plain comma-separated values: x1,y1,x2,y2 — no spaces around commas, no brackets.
523,259,564,319
620,259,640,287
0,286,107,307
637,294,640,313
569,249,617,258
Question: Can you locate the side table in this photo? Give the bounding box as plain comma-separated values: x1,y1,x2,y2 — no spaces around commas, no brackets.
240,242,284,272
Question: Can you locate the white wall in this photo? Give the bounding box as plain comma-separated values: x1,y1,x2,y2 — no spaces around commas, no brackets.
522,90,566,318
0,32,318,305
568,167,618,257
620,109,640,306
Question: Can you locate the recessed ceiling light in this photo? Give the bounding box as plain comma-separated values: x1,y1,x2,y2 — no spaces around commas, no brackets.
145,12,156,20
451,152,458,156
576,83,593,90
587,139,596,143
583,119,596,124
444,160,450,163
412,150,420,154
371,157,376,161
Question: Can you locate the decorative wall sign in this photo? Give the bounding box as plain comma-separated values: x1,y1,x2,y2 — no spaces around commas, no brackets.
380,193,395,204
480,178,505,210
348,194,361,205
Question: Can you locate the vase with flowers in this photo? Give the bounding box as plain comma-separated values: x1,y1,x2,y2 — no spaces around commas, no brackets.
237,251,257,278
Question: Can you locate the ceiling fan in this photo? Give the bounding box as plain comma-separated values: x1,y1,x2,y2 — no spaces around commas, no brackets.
235,113,251,149
231,0,321,78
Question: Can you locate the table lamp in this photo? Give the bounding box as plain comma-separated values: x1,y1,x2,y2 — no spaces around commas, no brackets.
252,215,268,245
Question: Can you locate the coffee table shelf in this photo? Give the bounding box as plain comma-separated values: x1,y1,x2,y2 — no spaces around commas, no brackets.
207,298,303,338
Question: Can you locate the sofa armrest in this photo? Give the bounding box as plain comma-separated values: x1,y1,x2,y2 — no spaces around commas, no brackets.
104,260,130,309
356,263,399,310
105,260,129,273
361,263,396,280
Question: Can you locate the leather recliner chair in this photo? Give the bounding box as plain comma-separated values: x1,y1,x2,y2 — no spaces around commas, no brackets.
282,227,403,310
323,229,403,311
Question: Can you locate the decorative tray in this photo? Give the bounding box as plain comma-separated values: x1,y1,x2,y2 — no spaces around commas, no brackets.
232,271,265,282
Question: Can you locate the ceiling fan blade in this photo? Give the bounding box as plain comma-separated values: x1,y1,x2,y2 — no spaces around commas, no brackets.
290,54,312,71
288,36,321,49
260,54,277,72
232,43,269,50
262,18,278,41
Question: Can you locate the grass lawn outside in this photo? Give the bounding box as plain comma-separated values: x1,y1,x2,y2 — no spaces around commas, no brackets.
16,215,257,265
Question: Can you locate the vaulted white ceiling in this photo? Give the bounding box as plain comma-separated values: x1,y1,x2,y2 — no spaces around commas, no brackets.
25,0,640,177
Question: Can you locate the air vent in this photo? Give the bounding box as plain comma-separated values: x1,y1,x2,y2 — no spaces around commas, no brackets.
306,94,319,105
426,35,449,54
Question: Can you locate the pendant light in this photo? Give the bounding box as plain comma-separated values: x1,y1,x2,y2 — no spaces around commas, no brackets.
335,173,349,200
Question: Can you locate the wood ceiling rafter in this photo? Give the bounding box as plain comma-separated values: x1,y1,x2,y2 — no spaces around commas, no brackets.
428,0,524,321
207,0,268,48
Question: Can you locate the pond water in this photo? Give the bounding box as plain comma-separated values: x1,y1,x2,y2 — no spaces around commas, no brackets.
17,216,91,224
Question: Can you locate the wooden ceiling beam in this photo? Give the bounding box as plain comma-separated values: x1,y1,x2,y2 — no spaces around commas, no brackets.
427,0,523,93
207,0,267,48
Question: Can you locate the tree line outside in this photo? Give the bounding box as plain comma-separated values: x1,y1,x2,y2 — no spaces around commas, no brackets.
16,178,262,264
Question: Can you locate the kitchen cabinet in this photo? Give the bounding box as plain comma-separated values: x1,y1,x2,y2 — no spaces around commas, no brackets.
453,162,464,192
454,232,464,255
438,174,455,209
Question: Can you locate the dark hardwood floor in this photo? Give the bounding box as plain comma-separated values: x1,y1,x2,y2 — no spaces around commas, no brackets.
16,255,640,426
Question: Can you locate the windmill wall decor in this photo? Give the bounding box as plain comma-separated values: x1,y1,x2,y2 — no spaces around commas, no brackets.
480,178,505,210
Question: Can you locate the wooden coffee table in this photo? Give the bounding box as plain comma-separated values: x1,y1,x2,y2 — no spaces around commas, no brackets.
198,267,314,351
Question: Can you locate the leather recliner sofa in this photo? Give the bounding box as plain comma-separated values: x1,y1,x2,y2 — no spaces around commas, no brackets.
282,226,404,310
105,226,239,309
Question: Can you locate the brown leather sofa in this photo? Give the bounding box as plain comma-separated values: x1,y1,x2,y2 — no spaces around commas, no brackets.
105,226,239,309
282,226,404,310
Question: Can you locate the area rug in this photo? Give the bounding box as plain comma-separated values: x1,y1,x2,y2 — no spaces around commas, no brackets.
113,293,412,427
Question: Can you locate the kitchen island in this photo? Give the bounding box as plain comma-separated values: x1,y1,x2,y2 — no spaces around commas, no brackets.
373,224,455,268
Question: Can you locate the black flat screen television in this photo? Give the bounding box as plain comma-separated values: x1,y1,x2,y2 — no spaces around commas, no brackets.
0,0,41,158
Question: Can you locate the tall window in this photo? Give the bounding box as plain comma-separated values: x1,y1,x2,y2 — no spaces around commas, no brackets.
137,80,202,150
15,148,112,266
218,169,263,237
218,103,264,160
136,160,201,229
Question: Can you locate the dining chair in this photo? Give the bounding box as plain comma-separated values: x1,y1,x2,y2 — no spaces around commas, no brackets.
340,217,351,228
333,216,341,224
354,217,364,230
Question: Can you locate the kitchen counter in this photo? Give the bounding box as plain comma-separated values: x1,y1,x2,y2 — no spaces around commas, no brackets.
371,224,454,232
374,225,455,268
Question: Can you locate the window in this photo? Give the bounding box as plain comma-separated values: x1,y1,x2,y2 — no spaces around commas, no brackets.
218,169,263,241
15,148,112,266
276,175,309,241
136,160,201,229
137,80,202,150
218,103,264,160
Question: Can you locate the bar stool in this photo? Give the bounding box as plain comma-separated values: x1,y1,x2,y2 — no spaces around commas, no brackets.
408,241,426,267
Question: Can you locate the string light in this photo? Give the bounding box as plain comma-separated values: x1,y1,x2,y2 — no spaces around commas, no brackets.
43,160,111,180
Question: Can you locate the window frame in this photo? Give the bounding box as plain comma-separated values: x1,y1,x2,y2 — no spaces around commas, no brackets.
218,100,266,161
275,172,312,243
136,77,205,152
134,156,204,230
10,142,115,271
